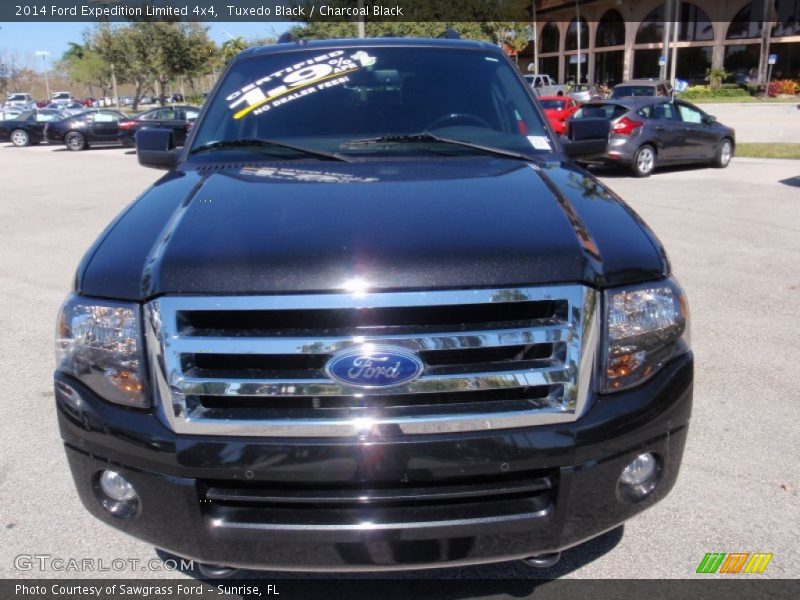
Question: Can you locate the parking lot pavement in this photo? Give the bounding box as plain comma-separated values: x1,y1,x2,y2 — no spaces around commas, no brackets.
0,145,798,582
699,102,800,143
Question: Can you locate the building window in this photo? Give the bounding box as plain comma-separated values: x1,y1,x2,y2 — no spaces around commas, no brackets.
565,17,589,51
773,0,800,37
677,3,714,41
637,3,714,43
637,5,666,44
676,47,713,84
633,49,662,79
596,9,626,48
538,56,560,81
595,50,625,85
540,22,560,54
728,1,764,39
724,45,761,83
770,42,800,79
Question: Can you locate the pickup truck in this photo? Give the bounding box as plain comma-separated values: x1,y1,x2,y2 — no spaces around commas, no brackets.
55,37,692,577
524,73,569,97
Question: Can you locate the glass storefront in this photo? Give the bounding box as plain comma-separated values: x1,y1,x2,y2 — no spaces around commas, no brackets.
677,46,713,84
724,44,761,83
538,56,560,81
633,49,662,79
770,42,800,79
595,50,625,86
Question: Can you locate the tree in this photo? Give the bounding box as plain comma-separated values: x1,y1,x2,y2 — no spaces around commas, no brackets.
221,36,249,64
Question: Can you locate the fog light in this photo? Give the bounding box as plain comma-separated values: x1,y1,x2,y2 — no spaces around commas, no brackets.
94,470,139,518
618,453,660,502
100,470,137,501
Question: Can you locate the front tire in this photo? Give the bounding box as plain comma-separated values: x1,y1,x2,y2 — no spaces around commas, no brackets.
713,138,733,168
65,132,87,151
631,144,656,177
10,129,30,147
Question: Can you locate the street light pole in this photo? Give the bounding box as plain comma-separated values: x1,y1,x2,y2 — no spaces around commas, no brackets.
35,50,50,100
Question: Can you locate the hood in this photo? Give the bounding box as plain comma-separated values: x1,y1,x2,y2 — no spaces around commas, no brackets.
78,158,666,300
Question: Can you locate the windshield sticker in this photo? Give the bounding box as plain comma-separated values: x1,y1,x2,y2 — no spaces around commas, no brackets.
527,136,552,150
227,50,377,120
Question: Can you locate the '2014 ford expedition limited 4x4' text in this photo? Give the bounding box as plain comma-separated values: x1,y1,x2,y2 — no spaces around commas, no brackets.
55,38,691,575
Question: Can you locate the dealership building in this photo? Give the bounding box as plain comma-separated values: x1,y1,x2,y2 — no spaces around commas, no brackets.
519,0,799,86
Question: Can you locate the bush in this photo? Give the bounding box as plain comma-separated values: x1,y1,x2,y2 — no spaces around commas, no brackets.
681,85,750,100
768,79,799,97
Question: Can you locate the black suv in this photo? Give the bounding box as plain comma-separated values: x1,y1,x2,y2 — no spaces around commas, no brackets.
55,38,692,575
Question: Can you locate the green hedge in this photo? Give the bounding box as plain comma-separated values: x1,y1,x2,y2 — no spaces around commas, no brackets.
680,85,750,99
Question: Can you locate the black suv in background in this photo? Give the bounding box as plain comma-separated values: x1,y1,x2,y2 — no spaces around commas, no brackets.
55,38,692,576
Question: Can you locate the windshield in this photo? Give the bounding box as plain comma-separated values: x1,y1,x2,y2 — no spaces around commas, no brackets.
7,94,29,102
573,103,628,120
611,85,657,98
191,46,551,159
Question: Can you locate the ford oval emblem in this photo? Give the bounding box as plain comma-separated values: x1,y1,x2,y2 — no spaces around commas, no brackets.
325,346,424,388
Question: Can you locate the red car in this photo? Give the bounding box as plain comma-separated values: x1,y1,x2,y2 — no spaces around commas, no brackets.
538,95,580,135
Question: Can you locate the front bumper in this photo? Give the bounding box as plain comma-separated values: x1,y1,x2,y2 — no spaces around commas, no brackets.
56,354,692,572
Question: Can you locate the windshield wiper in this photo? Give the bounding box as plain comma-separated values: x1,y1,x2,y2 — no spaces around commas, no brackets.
189,138,351,162
341,132,544,162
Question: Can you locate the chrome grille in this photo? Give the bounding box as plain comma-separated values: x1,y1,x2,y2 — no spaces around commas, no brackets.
145,286,598,437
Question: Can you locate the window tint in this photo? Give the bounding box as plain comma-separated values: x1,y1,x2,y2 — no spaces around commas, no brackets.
93,112,120,123
611,85,656,98
156,108,178,120
638,103,679,120
573,103,628,120
677,103,704,124
35,112,58,122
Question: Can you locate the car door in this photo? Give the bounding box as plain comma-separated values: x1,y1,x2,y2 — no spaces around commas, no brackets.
89,111,122,142
175,108,199,145
676,102,718,161
639,102,683,162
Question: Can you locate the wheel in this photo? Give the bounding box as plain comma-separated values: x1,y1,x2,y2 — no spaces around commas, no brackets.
425,113,493,131
712,138,733,168
10,129,30,147
65,132,87,151
631,145,656,177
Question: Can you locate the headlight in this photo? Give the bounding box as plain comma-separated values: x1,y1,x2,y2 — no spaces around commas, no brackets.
55,295,148,407
601,278,690,393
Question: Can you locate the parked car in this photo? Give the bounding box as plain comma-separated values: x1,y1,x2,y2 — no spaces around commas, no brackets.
571,97,735,176
568,84,603,102
118,105,200,147
51,91,74,105
45,101,85,115
537,95,580,135
56,37,692,577
1,108,25,121
92,97,115,107
119,96,135,107
524,73,569,97
80,97,96,107
44,109,126,151
610,79,673,99
0,109,66,146
3,92,36,111
167,93,185,103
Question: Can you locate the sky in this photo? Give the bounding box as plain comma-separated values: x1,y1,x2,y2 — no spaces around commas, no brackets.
0,22,293,70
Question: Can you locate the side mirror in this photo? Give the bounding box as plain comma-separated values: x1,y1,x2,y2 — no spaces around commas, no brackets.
562,117,610,160
136,128,180,170
702,114,717,124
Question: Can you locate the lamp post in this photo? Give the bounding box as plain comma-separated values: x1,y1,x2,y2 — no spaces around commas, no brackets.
35,50,50,100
